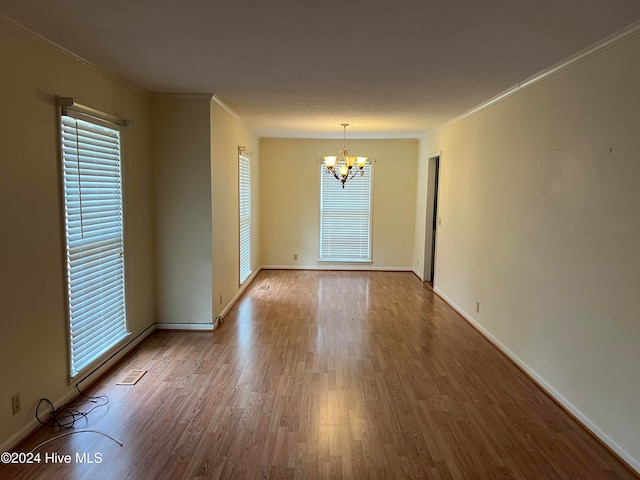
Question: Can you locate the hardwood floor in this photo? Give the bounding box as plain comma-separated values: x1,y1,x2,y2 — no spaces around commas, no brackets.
1,270,637,479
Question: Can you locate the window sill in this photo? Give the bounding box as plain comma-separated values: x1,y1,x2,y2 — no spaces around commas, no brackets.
318,258,372,263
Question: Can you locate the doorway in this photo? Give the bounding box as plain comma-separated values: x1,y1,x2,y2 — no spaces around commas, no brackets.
423,155,440,284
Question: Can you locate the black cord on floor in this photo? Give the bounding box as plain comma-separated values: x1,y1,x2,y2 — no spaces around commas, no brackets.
35,385,109,430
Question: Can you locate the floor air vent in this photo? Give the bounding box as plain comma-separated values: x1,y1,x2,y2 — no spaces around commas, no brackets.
257,284,270,290
117,369,147,386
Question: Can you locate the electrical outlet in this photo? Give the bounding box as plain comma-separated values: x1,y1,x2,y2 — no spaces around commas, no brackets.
476,302,480,314
293,254,298,260
11,393,21,415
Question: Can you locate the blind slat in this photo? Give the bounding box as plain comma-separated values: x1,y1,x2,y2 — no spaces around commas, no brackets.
319,163,372,260
61,113,128,379
239,153,251,284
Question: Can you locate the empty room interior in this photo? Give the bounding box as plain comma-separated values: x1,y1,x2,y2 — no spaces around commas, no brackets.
1,1,639,478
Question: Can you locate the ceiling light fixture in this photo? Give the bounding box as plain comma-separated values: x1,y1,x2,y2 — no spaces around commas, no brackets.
323,123,368,188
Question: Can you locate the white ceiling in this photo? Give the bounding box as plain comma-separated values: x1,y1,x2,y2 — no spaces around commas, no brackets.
2,1,640,139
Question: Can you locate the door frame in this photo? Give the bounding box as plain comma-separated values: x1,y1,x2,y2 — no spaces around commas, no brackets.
423,153,440,283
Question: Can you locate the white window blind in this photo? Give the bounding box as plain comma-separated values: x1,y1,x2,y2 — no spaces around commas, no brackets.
319,163,372,261
239,153,251,284
60,111,128,379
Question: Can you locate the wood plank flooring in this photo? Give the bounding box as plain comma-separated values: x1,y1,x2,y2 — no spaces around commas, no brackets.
1,270,637,479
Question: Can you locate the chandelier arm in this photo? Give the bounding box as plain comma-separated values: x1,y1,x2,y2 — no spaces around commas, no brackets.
346,167,358,181
327,168,341,183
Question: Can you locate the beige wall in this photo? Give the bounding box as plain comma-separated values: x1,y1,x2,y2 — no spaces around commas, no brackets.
260,138,418,269
151,96,213,326
0,18,154,447
210,100,260,316
415,33,640,467
152,96,261,325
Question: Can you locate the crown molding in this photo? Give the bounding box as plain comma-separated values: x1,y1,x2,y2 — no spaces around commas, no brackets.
0,12,150,97
151,93,214,100
211,94,250,128
423,19,640,140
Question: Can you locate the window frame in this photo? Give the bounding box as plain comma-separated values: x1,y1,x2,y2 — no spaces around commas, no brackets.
239,151,252,284
59,104,130,382
318,161,373,263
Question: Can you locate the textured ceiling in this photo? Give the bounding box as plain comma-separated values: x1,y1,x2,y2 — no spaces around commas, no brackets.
2,1,640,138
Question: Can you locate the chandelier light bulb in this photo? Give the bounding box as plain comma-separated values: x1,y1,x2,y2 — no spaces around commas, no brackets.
324,155,337,169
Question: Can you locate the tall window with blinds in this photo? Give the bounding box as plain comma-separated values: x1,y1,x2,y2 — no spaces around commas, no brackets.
60,110,129,380
319,162,372,261
239,152,251,284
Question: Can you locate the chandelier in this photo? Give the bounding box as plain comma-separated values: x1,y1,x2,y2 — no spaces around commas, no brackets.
323,123,368,188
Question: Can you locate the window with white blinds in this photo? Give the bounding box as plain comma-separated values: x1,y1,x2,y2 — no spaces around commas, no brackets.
60,110,128,380
319,163,372,261
239,152,251,284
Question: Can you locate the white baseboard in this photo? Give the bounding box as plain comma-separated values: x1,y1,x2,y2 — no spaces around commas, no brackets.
219,268,261,318
412,268,424,280
0,324,156,454
154,269,263,331
154,269,263,333
261,264,411,272
155,322,215,331
433,287,640,475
